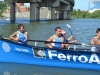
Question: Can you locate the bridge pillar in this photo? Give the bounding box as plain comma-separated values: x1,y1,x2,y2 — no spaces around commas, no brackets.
51,7,56,20
57,12,64,20
36,7,40,21
55,11,63,20
56,13,59,19
64,11,68,19
67,12,71,19
30,3,39,22
10,3,16,23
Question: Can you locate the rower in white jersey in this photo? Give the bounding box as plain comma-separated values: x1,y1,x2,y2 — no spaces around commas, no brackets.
9,24,28,44
45,27,64,48
91,28,100,52
61,30,77,47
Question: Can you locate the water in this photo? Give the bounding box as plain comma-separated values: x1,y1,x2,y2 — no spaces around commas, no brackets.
0,18,100,75
0,18,99,43
0,63,100,75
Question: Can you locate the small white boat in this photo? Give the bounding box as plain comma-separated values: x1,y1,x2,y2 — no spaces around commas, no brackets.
5,18,10,20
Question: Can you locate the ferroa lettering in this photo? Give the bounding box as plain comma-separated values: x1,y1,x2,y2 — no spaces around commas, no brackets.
48,50,100,64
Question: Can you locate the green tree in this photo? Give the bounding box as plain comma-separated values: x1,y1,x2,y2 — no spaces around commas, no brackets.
0,2,9,17
71,9,100,18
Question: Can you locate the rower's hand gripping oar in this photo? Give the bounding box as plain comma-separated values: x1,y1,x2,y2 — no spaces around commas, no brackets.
67,24,75,40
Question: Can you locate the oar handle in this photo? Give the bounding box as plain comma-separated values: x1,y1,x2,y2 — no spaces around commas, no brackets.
72,35,75,40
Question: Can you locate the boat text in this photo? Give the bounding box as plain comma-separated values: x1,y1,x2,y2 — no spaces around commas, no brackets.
48,50,100,64
15,47,29,53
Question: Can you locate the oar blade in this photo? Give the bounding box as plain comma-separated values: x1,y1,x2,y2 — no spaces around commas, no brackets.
67,24,71,28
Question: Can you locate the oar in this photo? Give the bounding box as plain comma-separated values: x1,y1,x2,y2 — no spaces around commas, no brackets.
27,40,100,47
67,24,75,40
0,37,99,47
27,40,89,46
27,40,79,44
0,35,11,40
67,24,73,35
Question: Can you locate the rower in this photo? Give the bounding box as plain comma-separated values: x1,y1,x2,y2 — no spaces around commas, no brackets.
45,27,64,48
9,24,28,44
91,28,100,52
61,30,77,47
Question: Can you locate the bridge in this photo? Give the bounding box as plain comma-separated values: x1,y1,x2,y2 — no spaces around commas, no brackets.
4,0,75,22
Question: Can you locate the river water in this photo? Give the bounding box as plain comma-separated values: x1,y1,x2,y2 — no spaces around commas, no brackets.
0,18,100,75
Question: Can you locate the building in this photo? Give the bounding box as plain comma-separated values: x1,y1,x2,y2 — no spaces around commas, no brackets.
17,3,24,7
7,3,30,13
89,2,100,13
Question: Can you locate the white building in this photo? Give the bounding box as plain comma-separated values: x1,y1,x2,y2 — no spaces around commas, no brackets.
89,2,100,13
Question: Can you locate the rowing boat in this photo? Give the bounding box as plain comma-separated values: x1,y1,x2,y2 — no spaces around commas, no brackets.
0,38,100,70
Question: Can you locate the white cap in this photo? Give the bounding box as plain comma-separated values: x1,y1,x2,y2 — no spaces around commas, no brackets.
61,30,66,34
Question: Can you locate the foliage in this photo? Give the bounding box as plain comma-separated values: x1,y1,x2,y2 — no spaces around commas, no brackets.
0,2,9,17
71,9,100,18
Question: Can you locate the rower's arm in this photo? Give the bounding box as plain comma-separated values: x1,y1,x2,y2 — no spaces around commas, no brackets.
25,32,28,41
93,38,100,44
67,36,73,41
9,32,18,41
64,39,77,47
45,36,53,48
61,37,65,48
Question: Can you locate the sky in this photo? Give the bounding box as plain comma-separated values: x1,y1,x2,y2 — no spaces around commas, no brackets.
74,0,94,10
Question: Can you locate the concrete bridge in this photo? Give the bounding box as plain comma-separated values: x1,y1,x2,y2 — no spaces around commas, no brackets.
4,0,75,22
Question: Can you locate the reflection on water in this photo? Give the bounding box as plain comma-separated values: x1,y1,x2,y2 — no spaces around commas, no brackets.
0,63,100,75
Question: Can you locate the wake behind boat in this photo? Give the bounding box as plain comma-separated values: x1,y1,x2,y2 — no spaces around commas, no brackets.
0,37,100,70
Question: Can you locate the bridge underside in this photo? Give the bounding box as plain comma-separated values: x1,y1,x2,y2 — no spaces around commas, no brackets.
4,0,75,22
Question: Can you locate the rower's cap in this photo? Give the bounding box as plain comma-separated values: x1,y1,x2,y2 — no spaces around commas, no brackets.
61,30,66,34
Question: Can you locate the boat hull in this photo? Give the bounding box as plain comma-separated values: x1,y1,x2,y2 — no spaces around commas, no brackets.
0,39,100,70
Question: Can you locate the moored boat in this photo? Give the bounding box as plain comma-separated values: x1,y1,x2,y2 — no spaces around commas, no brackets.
5,18,10,20
0,38,100,70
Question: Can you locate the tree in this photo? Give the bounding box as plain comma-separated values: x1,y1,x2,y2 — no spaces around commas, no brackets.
0,2,9,17
71,9,100,18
